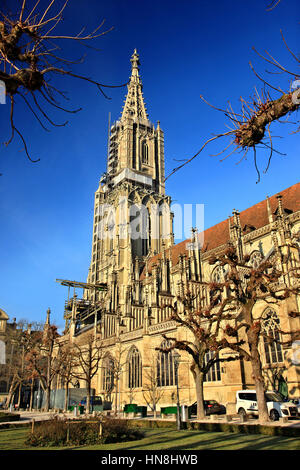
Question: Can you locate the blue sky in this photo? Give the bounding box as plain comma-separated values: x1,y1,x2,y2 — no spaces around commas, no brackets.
0,0,299,329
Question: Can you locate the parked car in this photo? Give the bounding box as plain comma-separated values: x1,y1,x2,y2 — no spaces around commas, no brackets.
288,398,300,414
189,399,226,416
236,390,299,421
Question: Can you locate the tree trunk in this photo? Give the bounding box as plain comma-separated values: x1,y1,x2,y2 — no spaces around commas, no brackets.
247,330,269,423
5,376,18,410
17,381,22,409
193,365,205,419
86,383,91,415
64,383,69,412
114,379,118,415
29,380,34,411
44,384,51,412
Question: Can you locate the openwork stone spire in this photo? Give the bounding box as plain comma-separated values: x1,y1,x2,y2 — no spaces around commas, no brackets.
121,49,149,123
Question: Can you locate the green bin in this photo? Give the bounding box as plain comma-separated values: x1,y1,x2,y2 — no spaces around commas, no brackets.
137,406,147,417
124,404,138,413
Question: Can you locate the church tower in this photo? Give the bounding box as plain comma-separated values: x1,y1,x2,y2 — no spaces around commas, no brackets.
86,50,174,330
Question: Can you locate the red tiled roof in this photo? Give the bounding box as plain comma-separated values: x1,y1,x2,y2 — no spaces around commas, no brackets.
140,182,300,279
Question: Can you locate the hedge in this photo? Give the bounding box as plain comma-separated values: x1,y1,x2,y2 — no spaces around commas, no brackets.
0,412,21,423
129,418,300,437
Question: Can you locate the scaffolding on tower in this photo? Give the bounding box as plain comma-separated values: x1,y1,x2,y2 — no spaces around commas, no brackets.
56,278,107,335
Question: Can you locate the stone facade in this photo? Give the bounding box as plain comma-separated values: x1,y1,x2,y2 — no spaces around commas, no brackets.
0,310,16,400
58,51,300,411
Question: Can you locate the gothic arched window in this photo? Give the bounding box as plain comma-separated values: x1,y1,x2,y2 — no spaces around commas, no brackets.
107,209,115,252
204,351,221,382
261,309,283,364
211,265,226,283
128,346,142,388
102,355,115,393
142,141,149,164
249,250,263,269
157,340,179,387
130,203,150,257
0,340,5,365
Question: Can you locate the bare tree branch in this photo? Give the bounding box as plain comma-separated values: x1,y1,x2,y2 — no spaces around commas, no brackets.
0,0,127,164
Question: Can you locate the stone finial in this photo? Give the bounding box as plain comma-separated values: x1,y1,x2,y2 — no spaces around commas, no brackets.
130,49,140,74
276,194,284,217
45,308,51,325
266,196,274,224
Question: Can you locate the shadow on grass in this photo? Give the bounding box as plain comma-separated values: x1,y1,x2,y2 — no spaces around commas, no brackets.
123,429,300,451
1,426,300,451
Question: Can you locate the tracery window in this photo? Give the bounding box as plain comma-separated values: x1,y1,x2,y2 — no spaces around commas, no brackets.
156,340,178,387
102,355,115,393
261,309,283,364
210,265,226,304
249,250,263,269
0,340,5,365
204,351,221,382
141,141,149,164
128,346,142,388
211,265,226,283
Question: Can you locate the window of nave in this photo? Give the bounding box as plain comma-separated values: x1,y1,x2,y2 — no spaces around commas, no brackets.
211,265,227,284
249,250,263,269
0,339,5,365
156,340,179,387
261,308,283,365
141,140,149,164
204,351,221,382
127,346,142,389
102,355,115,394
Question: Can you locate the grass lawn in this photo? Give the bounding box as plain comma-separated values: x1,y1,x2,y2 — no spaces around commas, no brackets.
0,426,300,451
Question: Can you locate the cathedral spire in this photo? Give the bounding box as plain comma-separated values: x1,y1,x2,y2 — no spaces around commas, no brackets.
121,49,148,123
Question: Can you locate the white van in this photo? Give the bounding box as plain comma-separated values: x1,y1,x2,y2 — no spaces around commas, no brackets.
236,390,299,421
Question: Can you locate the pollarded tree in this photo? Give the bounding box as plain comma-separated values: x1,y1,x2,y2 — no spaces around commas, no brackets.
4,320,43,409
108,339,129,415
25,323,60,411
142,354,165,419
55,342,78,412
71,332,104,414
207,243,300,423
0,0,125,164
158,288,243,420
167,1,299,183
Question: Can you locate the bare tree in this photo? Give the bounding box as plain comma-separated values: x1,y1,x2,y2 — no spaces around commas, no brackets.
157,288,241,419
206,243,300,423
167,1,299,183
3,320,42,410
71,332,103,414
266,0,282,11
142,354,164,418
0,0,126,163
109,340,129,415
55,342,76,411
25,324,59,411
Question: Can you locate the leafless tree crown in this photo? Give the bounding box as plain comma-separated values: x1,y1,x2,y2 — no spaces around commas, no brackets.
0,0,125,162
